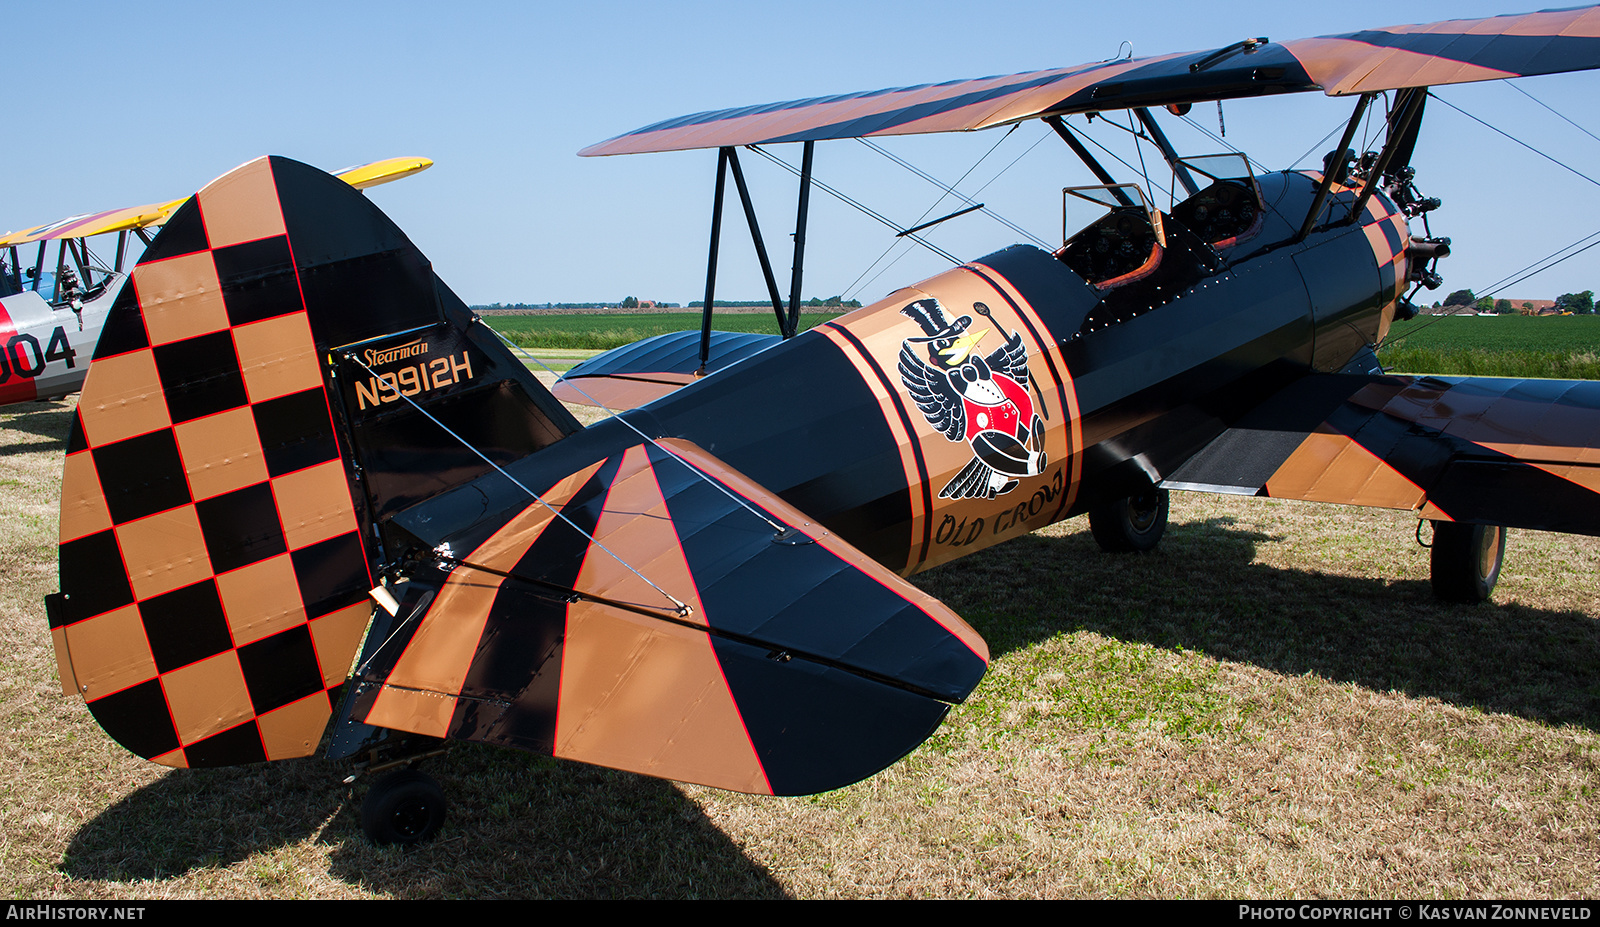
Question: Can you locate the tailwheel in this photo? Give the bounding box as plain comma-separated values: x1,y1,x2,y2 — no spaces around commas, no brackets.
361,768,447,845
1088,488,1169,553
1429,522,1507,603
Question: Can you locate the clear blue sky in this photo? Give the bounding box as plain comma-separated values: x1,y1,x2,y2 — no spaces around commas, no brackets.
10,1,1600,307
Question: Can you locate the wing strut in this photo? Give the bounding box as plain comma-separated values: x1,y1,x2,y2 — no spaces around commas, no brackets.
697,147,730,375
698,143,818,373
1132,108,1200,198
1347,88,1427,223
784,140,815,339
1043,116,1136,206
1296,92,1375,242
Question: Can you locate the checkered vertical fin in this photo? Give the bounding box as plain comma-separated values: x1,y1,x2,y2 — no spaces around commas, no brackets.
50,157,374,768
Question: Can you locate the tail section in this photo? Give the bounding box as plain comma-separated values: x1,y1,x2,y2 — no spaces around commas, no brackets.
349,435,988,795
49,155,987,795
48,156,579,767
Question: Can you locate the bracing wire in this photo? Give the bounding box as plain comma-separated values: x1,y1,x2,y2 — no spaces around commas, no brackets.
856,133,1052,248
344,352,693,618
1510,82,1600,146
480,322,792,537
840,125,1042,300
744,144,961,265
1429,91,1600,190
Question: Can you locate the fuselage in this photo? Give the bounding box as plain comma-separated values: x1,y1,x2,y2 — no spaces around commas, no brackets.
614,170,1410,575
0,276,117,407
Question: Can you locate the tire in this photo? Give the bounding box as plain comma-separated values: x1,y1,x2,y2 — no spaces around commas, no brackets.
1088,488,1169,553
1430,522,1506,603
361,768,447,845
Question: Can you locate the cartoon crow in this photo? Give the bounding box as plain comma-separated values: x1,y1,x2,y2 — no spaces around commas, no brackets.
897,297,1047,499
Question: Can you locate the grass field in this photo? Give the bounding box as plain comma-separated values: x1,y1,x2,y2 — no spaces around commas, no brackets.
483,312,843,350
1379,315,1600,379
2,397,1596,899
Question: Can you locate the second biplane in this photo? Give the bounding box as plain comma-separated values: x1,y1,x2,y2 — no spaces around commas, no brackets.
45,6,1600,844
0,158,431,410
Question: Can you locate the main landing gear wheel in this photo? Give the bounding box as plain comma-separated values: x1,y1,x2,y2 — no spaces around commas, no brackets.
1430,522,1507,604
361,768,447,845
1089,488,1169,553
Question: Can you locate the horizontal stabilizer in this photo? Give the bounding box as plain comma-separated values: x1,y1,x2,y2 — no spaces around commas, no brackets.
553,329,779,408
344,437,989,795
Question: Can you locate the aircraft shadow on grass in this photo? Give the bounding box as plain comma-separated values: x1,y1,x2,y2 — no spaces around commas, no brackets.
0,399,72,455
59,750,787,898
917,519,1600,731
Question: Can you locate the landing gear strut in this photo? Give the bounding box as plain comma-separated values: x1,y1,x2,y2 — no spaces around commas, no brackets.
1089,488,1169,553
1429,521,1506,603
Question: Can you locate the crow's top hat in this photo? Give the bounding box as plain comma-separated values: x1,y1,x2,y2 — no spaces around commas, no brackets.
900,298,970,342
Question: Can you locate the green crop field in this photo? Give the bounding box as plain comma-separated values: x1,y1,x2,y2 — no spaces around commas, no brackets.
483,312,846,351
1379,314,1600,378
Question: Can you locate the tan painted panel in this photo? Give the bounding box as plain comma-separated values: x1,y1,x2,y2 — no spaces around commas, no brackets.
656,438,989,664
61,605,155,699
558,606,769,793
59,451,112,543
173,406,269,501
196,157,287,249
552,375,690,410
234,312,322,404
1418,501,1453,521
309,600,373,688
1286,38,1513,96
366,461,606,734
1266,431,1426,511
363,684,461,739
152,747,187,769
1476,441,1600,468
272,460,358,551
215,554,307,646
1530,462,1600,495
116,505,214,601
556,444,768,792
258,692,332,761
78,349,172,448
162,650,254,748
133,251,230,347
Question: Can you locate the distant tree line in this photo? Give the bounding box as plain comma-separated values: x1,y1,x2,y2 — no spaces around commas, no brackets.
688,296,862,308
1435,288,1595,315
474,300,681,311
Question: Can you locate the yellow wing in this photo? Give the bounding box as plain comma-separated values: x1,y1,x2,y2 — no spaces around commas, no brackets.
0,156,432,247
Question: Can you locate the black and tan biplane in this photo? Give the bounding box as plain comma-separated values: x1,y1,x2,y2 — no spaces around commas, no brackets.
0,158,430,411
45,7,1600,844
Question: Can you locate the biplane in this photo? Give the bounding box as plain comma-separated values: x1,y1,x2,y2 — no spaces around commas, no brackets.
0,158,431,410
44,6,1600,845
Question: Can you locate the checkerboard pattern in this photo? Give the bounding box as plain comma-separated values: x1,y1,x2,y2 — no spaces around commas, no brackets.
50,158,373,768
1361,195,1410,313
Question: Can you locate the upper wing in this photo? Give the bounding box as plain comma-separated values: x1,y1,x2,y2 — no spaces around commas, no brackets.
0,157,432,247
1164,372,1600,535
581,6,1600,156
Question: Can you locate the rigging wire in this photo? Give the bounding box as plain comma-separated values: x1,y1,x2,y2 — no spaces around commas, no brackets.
481,323,793,537
744,144,961,265
344,352,693,618
1510,82,1600,147
840,124,1046,300
856,133,1052,248
1428,90,1600,190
